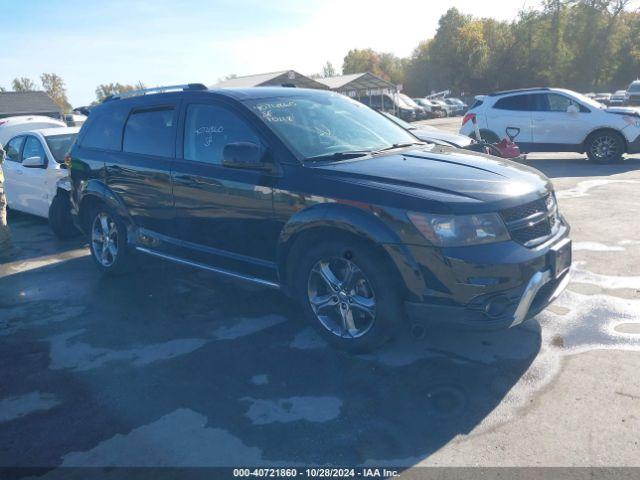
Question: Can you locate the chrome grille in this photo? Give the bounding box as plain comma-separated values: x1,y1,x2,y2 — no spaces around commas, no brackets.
501,193,558,247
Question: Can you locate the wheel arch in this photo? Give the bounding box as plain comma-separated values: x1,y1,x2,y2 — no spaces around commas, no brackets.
276,203,426,301
582,127,628,153
77,180,131,233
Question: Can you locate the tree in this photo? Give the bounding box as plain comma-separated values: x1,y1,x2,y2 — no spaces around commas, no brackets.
12,77,37,92
41,73,72,113
321,61,336,78
94,82,145,103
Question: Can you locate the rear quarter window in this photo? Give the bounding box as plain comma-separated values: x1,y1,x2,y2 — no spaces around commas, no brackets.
493,94,531,111
79,103,129,151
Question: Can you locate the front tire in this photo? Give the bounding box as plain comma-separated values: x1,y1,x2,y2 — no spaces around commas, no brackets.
88,204,134,275
294,240,403,353
49,194,79,239
586,131,624,163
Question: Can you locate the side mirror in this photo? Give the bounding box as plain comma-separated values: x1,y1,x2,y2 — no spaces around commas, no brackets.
222,142,271,171
567,104,579,114
22,156,46,168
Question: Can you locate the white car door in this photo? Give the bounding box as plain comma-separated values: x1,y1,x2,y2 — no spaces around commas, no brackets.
531,93,588,146
1,136,26,210
486,94,533,143
17,135,50,217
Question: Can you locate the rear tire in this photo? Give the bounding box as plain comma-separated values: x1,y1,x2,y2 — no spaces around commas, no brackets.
49,193,79,239
473,130,499,143
294,239,403,353
586,131,624,164
88,203,135,275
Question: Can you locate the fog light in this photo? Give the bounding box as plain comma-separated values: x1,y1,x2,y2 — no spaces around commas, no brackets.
484,296,510,318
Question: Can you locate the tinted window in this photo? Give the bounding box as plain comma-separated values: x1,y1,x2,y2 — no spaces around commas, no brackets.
22,136,46,164
469,99,484,110
4,136,25,162
494,95,530,111
183,104,260,165
45,133,78,163
123,108,175,157
81,104,128,150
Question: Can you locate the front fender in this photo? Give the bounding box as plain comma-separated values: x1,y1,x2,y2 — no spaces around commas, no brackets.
277,202,426,301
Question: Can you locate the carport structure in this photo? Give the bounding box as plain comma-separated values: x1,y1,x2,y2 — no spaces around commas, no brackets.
318,72,398,99
211,70,329,90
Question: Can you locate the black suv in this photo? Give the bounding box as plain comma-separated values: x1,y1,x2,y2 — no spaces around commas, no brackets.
69,84,571,351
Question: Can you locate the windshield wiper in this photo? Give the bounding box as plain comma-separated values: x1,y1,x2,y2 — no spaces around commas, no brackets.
373,142,426,154
305,150,373,162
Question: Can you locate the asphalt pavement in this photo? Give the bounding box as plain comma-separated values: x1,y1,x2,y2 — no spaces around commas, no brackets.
1,119,639,473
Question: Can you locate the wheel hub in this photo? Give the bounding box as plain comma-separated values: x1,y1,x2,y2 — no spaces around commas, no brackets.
307,256,376,339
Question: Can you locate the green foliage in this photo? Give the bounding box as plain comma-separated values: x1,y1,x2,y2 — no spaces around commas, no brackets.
95,82,146,103
350,2,640,97
12,77,37,92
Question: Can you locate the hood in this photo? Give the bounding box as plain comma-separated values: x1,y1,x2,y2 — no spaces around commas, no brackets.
314,146,551,208
411,125,474,148
605,106,640,116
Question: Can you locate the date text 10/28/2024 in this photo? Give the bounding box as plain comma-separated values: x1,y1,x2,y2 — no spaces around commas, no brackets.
232,468,400,478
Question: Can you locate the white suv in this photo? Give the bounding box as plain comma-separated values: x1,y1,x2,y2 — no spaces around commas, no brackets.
2,127,80,237
460,87,640,163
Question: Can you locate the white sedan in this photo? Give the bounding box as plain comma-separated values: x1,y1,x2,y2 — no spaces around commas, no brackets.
2,127,80,237
460,87,640,163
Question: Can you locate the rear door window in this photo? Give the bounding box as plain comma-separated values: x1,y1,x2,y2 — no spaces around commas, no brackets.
183,104,260,165
493,94,531,111
123,107,176,157
4,136,25,162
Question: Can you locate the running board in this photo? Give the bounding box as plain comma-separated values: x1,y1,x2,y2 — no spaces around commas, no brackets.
135,247,281,289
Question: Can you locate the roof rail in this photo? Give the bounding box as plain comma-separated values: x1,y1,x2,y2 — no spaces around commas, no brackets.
487,87,550,97
104,83,207,102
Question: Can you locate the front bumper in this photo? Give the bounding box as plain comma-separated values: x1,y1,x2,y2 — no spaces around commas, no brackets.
401,225,571,329
627,134,640,154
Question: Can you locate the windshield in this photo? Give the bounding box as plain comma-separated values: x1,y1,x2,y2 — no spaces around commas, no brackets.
398,94,419,108
45,133,78,163
245,94,417,160
628,82,640,93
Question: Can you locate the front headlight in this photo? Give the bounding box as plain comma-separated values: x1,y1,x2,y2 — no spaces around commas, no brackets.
407,211,510,247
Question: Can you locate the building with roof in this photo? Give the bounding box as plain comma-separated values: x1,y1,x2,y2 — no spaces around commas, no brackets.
317,72,398,98
0,91,62,119
211,70,329,90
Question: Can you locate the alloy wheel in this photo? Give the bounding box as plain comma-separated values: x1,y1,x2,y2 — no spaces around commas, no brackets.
307,256,376,339
591,135,618,161
91,212,118,267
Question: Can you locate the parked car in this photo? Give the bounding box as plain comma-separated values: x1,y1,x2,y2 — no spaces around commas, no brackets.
397,93,429,120
70,84,571,352
460,87,640,163
430,98,455,117
359,93,415,121
609,90,627,106
625,80,640,106
0,115,66,146
413,98,444,118
380,111,475,148
593,93,611,106
64,113,87,127
444,98,467,115
2,127,80,237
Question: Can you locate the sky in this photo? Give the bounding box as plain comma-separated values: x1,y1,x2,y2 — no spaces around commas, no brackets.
1,0,539,106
